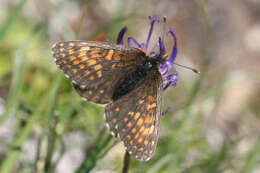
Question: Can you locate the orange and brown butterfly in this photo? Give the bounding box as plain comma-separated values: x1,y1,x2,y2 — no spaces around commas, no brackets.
51,16,179,161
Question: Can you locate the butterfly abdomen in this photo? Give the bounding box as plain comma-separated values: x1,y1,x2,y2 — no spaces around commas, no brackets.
112,58,159,101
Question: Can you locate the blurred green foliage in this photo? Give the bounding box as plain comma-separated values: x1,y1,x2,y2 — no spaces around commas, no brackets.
0,0,259,173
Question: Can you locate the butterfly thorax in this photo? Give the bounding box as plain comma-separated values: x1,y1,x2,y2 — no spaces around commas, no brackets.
112,55,163,101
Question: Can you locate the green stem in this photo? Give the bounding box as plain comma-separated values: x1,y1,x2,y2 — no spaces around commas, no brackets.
0,112,40,173
0,73,62,173
0,0,26,44
0,23,44,124
76,127,114,173
44,115,59,173
76,5,88,39
122,151,131,173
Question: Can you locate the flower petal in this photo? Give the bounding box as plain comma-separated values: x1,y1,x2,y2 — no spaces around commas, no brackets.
160,63,168,75
117,26,128,45
162,107,170,116
167,27,178,64
163,73,178,90
144,16,160,52
127,37,142,48
150,51,160,56
151,42,159,51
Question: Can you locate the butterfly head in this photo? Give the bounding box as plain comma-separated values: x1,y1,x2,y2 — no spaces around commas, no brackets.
117,16,178,90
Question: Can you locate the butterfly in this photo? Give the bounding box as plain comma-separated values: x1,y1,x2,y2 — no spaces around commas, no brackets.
52,40,166,161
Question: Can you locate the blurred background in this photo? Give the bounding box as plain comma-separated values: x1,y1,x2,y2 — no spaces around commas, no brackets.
0,0,259,173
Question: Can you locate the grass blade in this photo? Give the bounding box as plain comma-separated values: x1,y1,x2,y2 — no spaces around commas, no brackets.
76,128,114,173
0,72,63,173
0,0,27,44
0,23,44,123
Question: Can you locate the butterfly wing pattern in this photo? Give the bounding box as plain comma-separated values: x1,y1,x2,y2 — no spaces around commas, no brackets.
105,70,163,161
52,41,163,161
52,41,146,104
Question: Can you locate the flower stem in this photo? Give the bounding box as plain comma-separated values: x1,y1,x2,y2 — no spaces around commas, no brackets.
76,127,114,173
122,151,131,173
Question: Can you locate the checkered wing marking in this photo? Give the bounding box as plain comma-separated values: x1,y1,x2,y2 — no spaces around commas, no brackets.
105,70,163,161
52,41,146,104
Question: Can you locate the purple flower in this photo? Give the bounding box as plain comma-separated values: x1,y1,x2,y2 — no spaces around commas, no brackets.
116,16,178,90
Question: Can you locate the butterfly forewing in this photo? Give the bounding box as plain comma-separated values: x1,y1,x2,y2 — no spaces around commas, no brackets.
105,70,163,161
52,40,165,161
52,41,146,104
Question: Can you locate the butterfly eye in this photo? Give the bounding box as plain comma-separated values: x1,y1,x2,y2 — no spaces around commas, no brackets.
145,61,152,69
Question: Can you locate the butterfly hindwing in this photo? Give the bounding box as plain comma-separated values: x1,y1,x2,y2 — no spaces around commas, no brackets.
105,70,163,161
52,41,146,104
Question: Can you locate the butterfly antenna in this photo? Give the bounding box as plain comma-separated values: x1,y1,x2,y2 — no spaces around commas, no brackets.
174,62,200,74
162,16,167,43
